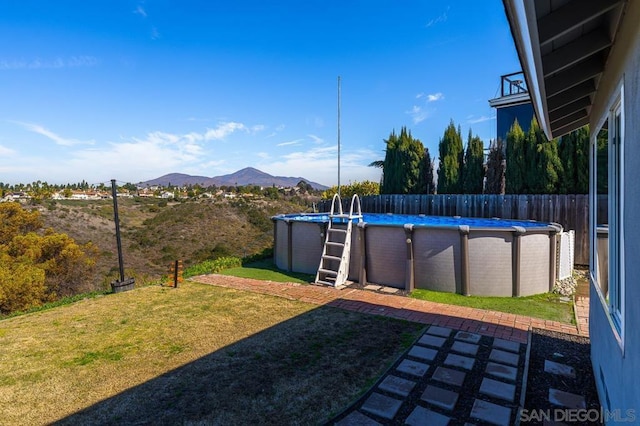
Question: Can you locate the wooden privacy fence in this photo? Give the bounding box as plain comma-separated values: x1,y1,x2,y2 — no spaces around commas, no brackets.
319,194,590,265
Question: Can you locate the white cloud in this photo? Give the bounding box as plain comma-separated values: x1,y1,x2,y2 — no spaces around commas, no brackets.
251,124,266,133
425,7,449,28
308,134,324,144
204,122,247,140
277,139,303,147
416,92,425,99
427,92,444,102
467,115,496,124
407,105,431,124
0,145,16,156
257,152,270,159
259,146,381,186
15,122,94,146
134,5,147,17
0,56,98,70
151,27,160,40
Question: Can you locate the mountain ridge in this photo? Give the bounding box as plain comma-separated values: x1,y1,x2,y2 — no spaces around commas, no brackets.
139,167,328,190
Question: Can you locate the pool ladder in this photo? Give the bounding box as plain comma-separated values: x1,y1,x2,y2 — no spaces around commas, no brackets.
315,194,362,288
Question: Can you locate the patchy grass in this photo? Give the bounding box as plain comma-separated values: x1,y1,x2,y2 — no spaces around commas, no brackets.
0,282,422,425
220,259,315,284
410,289,574,323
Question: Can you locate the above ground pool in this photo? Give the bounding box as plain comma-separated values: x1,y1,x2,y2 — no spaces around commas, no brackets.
272,212,563,297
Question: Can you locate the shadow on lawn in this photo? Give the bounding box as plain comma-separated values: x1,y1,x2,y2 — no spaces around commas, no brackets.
53,297,594,425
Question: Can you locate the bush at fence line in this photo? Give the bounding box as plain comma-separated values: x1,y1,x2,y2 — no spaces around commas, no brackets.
183,256,242,278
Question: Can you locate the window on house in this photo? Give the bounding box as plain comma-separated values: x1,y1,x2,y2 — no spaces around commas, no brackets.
592,91,624,340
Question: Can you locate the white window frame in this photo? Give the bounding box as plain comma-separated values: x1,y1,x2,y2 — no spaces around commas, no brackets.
591,85,625,349
608,94,624,335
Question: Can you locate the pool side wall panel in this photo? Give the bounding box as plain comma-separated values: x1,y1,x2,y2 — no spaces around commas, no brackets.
413,228,461,293
274,220,289,271
348,227,361,282
519,233,552,296
290,222,324,275
467,231,514,296
364,226,406,288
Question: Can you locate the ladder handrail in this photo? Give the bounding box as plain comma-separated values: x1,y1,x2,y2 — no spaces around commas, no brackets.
348,194,362,219
329,193,343,216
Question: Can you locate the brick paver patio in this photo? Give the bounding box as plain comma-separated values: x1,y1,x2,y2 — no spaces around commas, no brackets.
191,275,588,343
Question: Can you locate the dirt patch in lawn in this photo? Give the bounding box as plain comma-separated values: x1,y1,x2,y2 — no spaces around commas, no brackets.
0,282,423,425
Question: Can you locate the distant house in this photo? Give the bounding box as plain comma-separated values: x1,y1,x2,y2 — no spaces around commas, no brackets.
488,71,535,141
503,0,639,416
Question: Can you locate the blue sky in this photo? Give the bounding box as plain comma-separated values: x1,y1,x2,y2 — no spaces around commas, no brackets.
0,1,520,186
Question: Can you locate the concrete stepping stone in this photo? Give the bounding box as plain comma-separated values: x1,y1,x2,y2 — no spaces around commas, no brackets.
479,377,516,402
451,341,479,356
432,366,466,387
493,337,520,353
486,362,518,382
396,359,429,377
378,375,416,397
470,399,512,426
544,360,576,378
455,331,482,344
549,388,586,409
380,286,399,294
363,285,382,291
360,392,402,420
444,353,476,370
421,384,459,411
408,345,438,361
405,406,451,426
427,325,453,337
489,348,519,367
417,334,447,348
335,410,382,426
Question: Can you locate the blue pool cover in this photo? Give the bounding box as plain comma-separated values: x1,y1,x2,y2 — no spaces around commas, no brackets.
276,213,553,229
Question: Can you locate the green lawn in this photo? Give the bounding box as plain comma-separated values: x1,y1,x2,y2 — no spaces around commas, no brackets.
220,259,315,284
410,288,574,323
0,282,422,425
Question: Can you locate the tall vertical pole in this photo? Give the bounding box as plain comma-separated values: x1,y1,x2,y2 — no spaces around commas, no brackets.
111,179,125,283
337,75,341,197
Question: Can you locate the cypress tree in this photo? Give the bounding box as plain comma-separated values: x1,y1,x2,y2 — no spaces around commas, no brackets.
505,119,526,194
437,120,464,194
462,129,485,194
559,125,590,194
378,127,425,194
485,138,506,194
420,147,435,194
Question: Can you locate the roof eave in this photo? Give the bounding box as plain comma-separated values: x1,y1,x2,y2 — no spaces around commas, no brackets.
502,0,554,140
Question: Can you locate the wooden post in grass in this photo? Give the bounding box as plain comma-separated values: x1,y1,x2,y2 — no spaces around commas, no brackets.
168,260,183,287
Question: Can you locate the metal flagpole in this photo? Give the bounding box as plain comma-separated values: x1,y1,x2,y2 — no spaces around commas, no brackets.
337,75,341,197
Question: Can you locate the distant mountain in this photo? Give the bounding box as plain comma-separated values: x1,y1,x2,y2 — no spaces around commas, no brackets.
139,167,328,190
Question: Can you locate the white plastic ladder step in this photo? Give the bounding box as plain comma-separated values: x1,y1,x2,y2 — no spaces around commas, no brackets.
318,268,337,276
326,241,345,247
322,255,342,262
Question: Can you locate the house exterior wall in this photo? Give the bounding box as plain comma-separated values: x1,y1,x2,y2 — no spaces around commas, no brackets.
496,102,533,142
589,21,640,419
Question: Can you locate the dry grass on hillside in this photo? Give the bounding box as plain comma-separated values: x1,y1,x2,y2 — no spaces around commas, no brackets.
0,281,423,425
38,197,309,285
